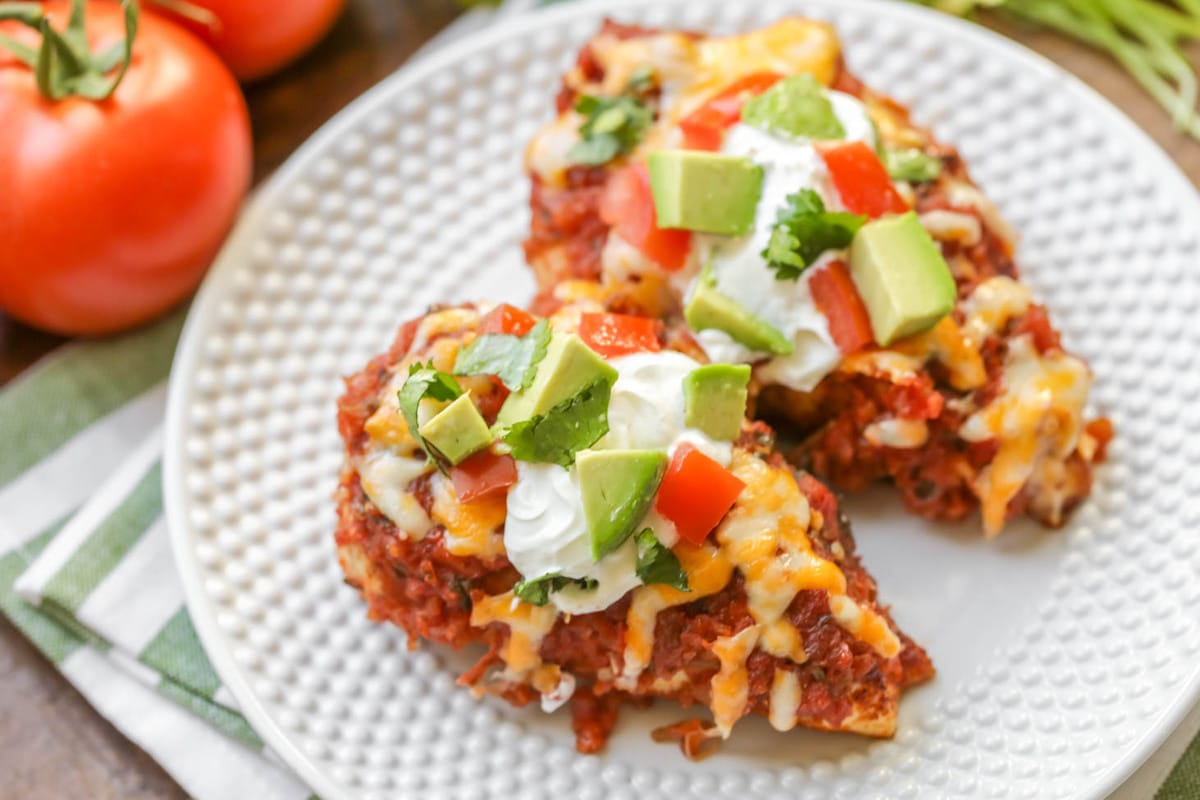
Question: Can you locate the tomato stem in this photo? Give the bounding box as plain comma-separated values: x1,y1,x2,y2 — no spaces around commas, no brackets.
0,0,138,101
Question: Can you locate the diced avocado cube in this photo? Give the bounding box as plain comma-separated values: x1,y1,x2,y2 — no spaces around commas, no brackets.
849,212,956,346
740,74,844,141
418,393,492,465
685,270,793,355
647,150,764,236
577,448,668,561
496,332,618,429
683,364,751,441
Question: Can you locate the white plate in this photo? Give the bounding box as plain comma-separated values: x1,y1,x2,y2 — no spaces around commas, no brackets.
163,1,1200,798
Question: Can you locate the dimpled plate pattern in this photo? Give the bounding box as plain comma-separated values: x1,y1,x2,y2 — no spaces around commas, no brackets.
163,1,1200,798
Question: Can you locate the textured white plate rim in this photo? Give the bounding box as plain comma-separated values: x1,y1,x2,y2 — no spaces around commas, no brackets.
162,2,1200,798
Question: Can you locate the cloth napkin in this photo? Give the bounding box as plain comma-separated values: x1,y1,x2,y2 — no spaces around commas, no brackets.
1,2,1197,798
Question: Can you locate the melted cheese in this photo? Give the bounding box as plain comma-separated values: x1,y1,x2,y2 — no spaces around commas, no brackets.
363,402,416,450
364,366,426,452
960,276,1033,351
693,19,840,95
828,595,901,659
525,111,585,188
920,209,982,246
719,452,848,623
530,664,576,713
409,307,481,354
620,545,733,685
469,592,558,677
759,618,807,664
911,316,988,392
840,349,925,384
960,335,1092,536
429,473,506,559
864,418,929,449
768,668,802,732
945,180,1018,249
649,670,692,694
710,626,761,736
355,450,433,537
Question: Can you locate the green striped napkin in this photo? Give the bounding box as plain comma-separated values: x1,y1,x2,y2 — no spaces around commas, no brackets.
0,2,1197,798
0,311,310,799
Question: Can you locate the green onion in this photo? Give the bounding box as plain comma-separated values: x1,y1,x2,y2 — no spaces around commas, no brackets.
912,0,1200,139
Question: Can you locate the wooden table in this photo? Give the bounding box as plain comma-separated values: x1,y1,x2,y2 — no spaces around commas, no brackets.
0,4,1197,797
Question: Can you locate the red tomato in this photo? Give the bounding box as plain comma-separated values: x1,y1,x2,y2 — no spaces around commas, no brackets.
479,303,538,336
149,0,348,82
678,72,783,151
599,163,691,271
0,2,251,336
817,141,907,219
450,450,518,504
654,444,746,546
809,260,874,354
578,313,662,358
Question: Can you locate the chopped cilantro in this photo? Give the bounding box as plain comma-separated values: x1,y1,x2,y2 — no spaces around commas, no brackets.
503,378,614,468
513,573,598,606
626,66,656,94
883,147,943,183
453,319,551,392
762,190,866,281
741,74,845,141
567,88,653,166
396,361,463,469
634,529,689,592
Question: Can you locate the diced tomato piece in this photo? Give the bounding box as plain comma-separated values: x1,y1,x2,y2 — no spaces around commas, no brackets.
678,71,784,151
809,260,874,354
578,313,663,358
655,444,746,546
679,108,727,151
599,163,691,271
478,303,538,336
817,141,908,219
449,450,518,503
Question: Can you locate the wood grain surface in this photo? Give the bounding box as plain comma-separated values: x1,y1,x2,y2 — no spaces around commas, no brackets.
0,3,1196,797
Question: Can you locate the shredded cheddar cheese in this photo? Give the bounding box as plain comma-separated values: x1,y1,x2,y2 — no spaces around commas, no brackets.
828,595,901,659
960,335,1092,536
430,474,507,559
768,668,803,732
470,592,558,678
620,544,733,684
710,626,761,736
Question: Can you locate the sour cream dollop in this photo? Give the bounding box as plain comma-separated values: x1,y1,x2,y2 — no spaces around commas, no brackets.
688,90,876,392
503,350,730,614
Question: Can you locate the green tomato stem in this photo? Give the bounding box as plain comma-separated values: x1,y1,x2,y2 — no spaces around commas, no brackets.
0,0,138,101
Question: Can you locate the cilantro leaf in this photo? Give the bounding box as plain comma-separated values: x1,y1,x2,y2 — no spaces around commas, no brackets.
513,573,598,606
453,319,552,392
883,147,943,183
568,92,653,166
634,529,689,591
503,378,613,468
762,190,866,281
396,361,463,468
